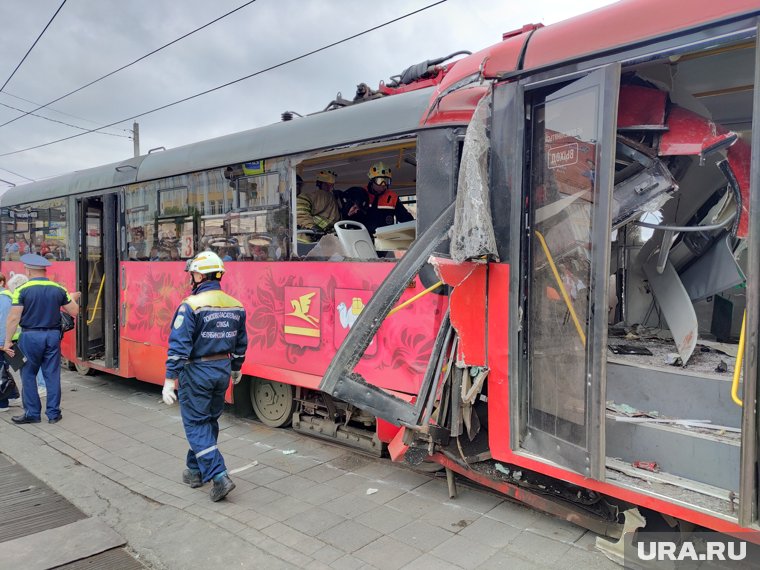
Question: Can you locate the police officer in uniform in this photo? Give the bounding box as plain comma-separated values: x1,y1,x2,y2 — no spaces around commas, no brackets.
162,251,247,502
3,253,79,424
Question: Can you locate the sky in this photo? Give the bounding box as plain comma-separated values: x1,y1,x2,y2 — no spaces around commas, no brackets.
0,0,618,191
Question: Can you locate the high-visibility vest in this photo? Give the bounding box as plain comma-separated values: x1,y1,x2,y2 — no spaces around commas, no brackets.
0,290,20,341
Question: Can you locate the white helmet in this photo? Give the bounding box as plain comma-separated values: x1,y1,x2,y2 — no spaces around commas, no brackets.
185,251,225,277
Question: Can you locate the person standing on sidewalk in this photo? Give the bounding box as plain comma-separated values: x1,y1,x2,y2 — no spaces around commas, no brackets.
7,273,48,396
0,272,20,411
3,254,79,424
162,251,248,502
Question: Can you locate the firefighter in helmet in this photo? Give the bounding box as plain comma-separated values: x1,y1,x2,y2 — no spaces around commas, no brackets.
296,170,341,242
162,251,248,502
362,162,413,235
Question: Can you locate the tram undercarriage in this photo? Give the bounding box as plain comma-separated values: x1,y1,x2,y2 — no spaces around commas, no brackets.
292,388,383,456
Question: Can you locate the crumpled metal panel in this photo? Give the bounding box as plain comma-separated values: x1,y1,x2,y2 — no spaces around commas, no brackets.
642,256,698,364
659,106,750,238
680,233,745,302
430,257,487,366
612,157,677,228
659,106,723,156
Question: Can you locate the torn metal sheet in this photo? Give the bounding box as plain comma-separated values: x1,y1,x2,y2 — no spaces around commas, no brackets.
659,106,750,238
660,106,723,156
430,256,487,367
726,140,751,238
596,508,647,567
680,233,745,302
612,154,677,229
642,255,698,365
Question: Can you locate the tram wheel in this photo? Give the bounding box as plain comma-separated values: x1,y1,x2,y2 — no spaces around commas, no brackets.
250,378,295,428
74,362,94,376
411,460,445,473
61,357,76,371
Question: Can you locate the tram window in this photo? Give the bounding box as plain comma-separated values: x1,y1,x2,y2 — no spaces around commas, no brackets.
1,199,67,261
156,186,193,260
200,164,288,261
297,143,417,260
125,182,159,260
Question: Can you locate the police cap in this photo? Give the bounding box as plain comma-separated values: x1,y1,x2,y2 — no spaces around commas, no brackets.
21,253,52,268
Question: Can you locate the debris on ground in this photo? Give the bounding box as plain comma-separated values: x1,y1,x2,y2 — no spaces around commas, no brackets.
632,460,660,473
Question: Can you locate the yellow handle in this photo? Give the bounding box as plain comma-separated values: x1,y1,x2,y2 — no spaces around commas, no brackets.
388,281,443,317
731,310,746,407
86,277,105,326
534,230,586,346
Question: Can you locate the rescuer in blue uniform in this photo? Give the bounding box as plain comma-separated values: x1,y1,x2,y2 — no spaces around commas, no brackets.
162,251,247,502
3,254,79,424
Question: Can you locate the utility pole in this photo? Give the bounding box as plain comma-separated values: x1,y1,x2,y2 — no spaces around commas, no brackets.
132,122,140,157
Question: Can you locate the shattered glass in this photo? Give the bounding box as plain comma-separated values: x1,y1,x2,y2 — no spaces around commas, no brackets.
450,92,498,263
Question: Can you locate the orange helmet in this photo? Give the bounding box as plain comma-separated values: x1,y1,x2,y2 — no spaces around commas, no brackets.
316,170,337,184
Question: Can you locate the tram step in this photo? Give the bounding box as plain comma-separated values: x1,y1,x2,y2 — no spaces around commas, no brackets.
607,361,741,428
605,415,740,492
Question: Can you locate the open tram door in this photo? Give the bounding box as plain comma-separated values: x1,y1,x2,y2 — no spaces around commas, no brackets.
76,194,119,372
506,64,620,480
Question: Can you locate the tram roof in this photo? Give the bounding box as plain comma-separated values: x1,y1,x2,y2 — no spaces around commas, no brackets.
1,86,437,207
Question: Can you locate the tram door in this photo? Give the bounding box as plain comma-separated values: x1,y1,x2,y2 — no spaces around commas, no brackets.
512,65,619,480
77,195,119,369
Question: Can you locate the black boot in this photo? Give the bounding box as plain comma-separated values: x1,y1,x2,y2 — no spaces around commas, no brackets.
210,473,235,502
182,469,202,488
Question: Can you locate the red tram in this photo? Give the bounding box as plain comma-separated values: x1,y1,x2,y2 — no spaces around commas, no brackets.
3,0,760,557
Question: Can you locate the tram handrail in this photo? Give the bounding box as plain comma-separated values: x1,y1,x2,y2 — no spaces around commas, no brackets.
731,310,746,407
534,230,586,346
86,277,105,326
387,281,443,317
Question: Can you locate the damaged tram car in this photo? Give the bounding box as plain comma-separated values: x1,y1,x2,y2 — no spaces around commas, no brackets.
2,0,760,558
319,0,760,557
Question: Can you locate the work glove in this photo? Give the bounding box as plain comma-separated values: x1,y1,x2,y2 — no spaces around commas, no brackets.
230,371,242,385
162,379,177,405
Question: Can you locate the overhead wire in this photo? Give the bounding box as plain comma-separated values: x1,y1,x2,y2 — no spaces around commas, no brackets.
0,165,35,182
0,0,259,130
0,0,68,93
0,0,448,159
0,100,131,139
1,90,131,137
2,90,121,126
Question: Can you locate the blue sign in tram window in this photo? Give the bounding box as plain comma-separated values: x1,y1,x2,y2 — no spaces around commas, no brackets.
243,160,264,176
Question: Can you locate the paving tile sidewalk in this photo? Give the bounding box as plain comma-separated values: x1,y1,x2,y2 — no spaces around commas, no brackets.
0,370,619,569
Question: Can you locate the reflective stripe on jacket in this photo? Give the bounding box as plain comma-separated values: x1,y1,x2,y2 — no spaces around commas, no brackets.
165,281,248,380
